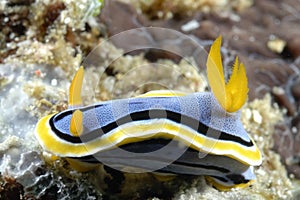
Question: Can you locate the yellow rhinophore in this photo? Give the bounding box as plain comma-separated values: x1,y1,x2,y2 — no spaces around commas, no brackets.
69,66,84,106
70,109,83,137
207,36,248,113
69,66,84,137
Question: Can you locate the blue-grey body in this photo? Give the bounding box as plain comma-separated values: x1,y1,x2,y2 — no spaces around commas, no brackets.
46,92,258,188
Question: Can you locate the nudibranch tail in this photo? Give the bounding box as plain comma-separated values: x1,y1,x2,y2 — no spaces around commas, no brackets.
69,66,84,107
207,36,248,113
206,176,254,191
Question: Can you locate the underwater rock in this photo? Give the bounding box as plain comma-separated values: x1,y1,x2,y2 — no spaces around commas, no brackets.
273,74,300,179
0,0,34,63
119,0,253,19
37,2,66,39
273,121,300,178
291,77,300,102
272,86,296,116
100,0,300,98
0,175,24,200
286,37,300,59
0,63,104,199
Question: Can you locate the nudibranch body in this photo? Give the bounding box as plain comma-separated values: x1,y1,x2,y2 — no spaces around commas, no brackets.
35,36,262,190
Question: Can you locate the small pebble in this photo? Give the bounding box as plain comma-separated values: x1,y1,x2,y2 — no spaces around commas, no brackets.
181,20,200,32
267,38,286,54
252,110,262,124
244,108,252,120
51,79,58,86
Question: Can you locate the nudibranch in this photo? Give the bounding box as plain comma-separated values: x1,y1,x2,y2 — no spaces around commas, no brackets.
35,36,262,190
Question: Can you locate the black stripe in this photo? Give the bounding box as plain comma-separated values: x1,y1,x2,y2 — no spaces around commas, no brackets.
211,174,249,185
50,109,253,147
69,139,230,174
226,174,249,184
119,138,172,153
172,160,230,173
210,175,229,183
74,157,231,174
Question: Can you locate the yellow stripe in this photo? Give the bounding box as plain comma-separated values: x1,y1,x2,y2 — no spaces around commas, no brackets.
66,158,97,172
136,90,188,98
35,114,261,166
